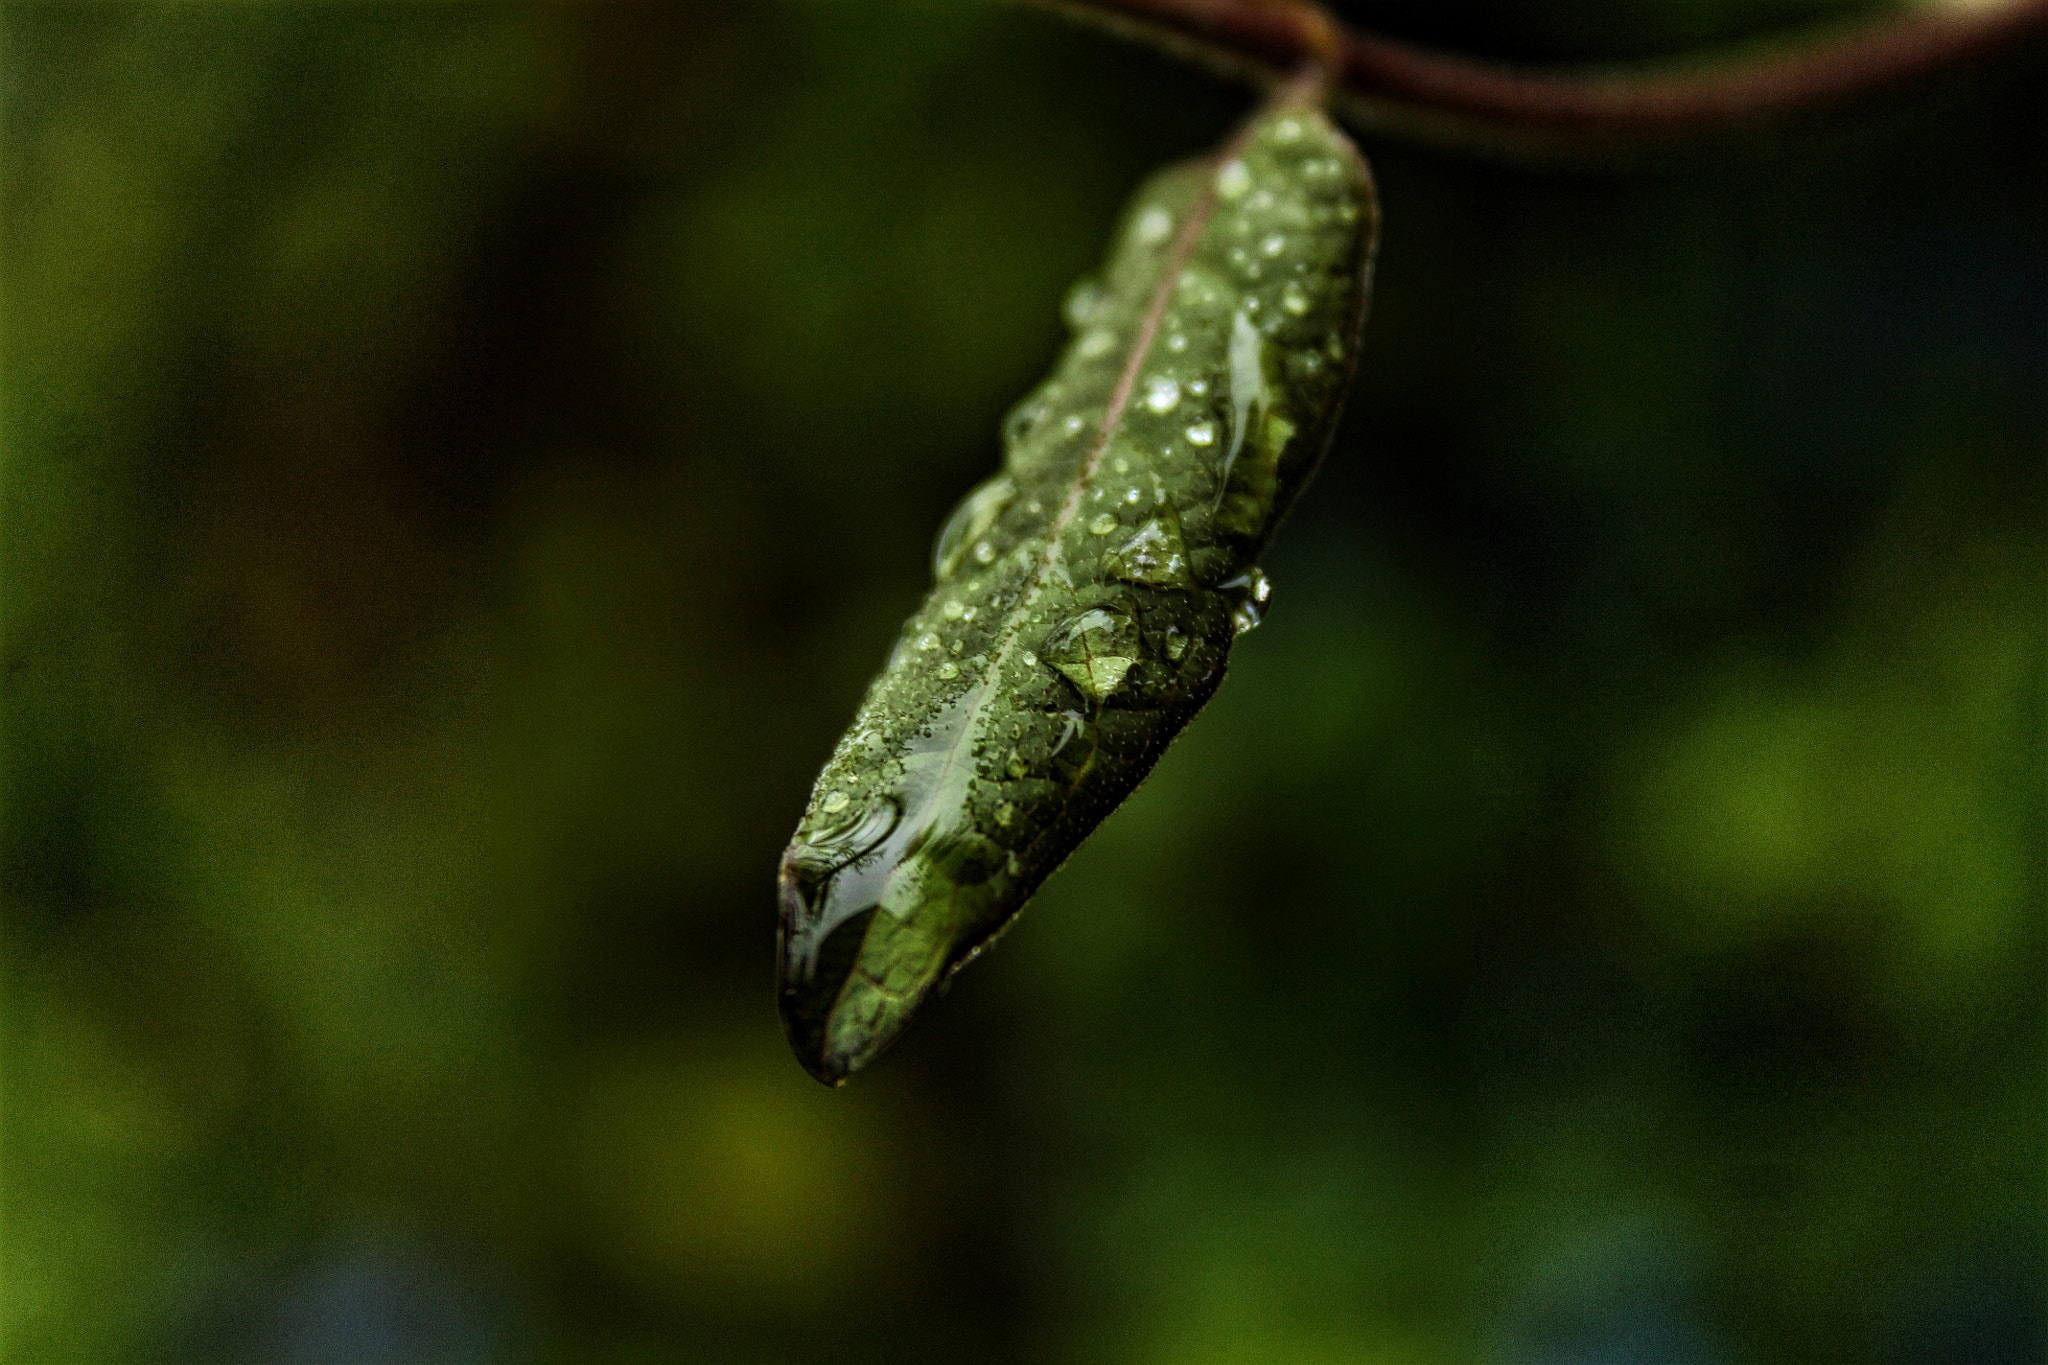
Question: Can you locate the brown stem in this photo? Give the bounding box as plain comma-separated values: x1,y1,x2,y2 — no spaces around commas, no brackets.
1042,0,2048,146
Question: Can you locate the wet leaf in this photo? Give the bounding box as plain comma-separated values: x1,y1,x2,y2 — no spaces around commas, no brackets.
778,94,1380,1083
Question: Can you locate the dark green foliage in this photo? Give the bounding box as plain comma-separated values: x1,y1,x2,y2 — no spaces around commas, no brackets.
779,100,1378,1082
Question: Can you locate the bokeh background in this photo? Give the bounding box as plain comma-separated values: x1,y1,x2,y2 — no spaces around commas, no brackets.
5,2,2042,1362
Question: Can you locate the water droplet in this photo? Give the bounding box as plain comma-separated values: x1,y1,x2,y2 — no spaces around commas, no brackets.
1185,420,1216,447
798,794,901,866
1089,512,1118,535
1124,488,1141,504
973,540,996,565
1221,567,1273,636
1216,158,1251,200
961,606,977,622
1063,415,1087,436
942,600,964,620
1045,607,1142,702
938,661,959,679
1272,117,1303,144
1134,206,1174,245
1003,396,1046,449
820,790,850,814
1188,378,1209,397
1025,499,1043,515
1260,233,1286,258
1077,328,1117,358
1021,651,1038,667
1145,377,1181,413
1166,333,1188,353
932,475,1015,581
1106,515,1192,587
1297,350,1323,374
1281,282,1310,315
1062,276,1104,329
917,633,942,651
1113,457,1129,474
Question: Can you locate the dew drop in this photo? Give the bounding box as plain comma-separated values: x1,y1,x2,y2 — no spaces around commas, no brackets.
1106,515,1191,587
1281,282,1310,315
938,661,959,679
1113,457,1129,474
973,540,996,565
1167,333,1188,353
1216,159,1251,200
1003,397,1046,448
1144,377,1181,413
1272,117,1303,144
1260,233,1286,258
918,633,942,651
1061,277,1103,329
1022,651,1038,667
1124,488,1141,504
1077,328,1117,358
1134,206,1174,245
942,600,964,620
1185,420,1216,447
1221,567,1273,637
1089,512,1119,535
932,475,1015,581
1063,415,1087,436
1188,378,1209,397
1045,606,1142,702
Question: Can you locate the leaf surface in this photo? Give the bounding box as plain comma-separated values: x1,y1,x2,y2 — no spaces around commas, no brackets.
778,94,1380,1083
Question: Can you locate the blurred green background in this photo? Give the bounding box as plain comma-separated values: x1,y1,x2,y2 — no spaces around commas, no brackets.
4,3,2042,1362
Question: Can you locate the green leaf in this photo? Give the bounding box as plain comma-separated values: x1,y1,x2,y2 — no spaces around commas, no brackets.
778,94,1380,1084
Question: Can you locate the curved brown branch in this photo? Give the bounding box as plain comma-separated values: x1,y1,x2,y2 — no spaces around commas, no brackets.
1044,0,2048,148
